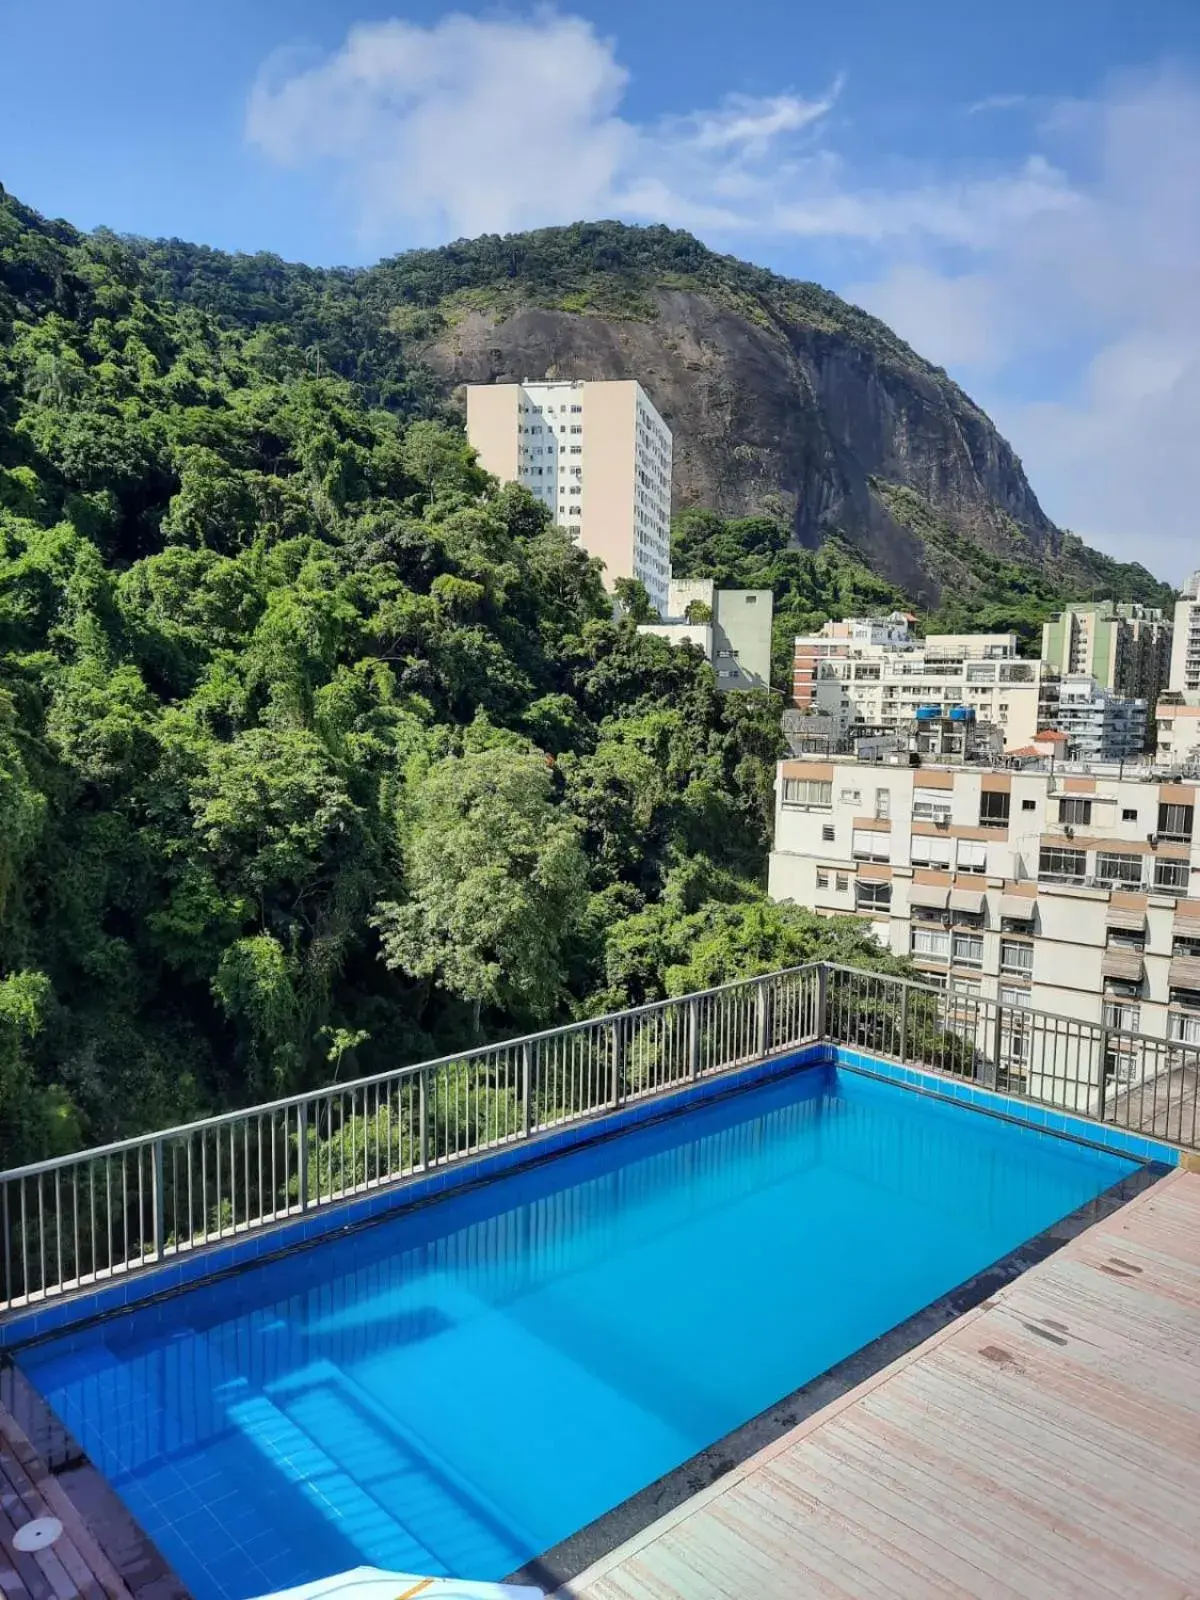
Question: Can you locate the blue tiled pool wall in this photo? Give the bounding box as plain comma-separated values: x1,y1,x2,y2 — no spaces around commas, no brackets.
1,1038,1179,1349
834,1048,1182,1170
0,1044,830,1349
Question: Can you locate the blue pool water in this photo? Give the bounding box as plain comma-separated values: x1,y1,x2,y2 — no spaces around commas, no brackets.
20,1066,1134,1600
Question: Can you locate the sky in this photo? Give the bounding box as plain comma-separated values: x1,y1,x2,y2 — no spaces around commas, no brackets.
3,0,1199,583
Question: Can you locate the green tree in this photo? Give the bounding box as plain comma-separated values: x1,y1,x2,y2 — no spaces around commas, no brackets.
373,742,587,1029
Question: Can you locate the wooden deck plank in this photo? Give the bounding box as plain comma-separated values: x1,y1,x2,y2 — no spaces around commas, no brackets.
558,1169,1200,1600
0,1403,132,1600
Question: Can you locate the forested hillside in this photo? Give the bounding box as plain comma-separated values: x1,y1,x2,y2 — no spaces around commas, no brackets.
0,191,901,1166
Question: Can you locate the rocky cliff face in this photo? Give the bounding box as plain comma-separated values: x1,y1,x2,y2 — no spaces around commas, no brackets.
419,285,1056,599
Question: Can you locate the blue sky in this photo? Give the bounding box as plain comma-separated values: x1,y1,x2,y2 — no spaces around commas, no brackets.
3,0,1199,581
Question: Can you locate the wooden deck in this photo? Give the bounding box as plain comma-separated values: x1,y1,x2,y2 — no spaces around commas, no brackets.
556,1168,1200,1600
0,1399,133,1600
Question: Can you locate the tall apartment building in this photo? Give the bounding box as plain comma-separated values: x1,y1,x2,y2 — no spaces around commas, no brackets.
1155,578,1200,767
790,618,1052,752
768,754,1200,1080
1041,601,1172,708
465,379,673,616
639,578,773,690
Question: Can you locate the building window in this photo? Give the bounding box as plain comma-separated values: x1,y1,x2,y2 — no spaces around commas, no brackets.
1039,846,1086,883
1103,1002,1141,1034
836,873,849,892
999,984,1029,1007
952,933,984,967
782,778,832,808
840,787,861,804
822,824,836,843
913,792,952,824
874,789,890,821
855,881,892,912
1058,797,1093,826
1122,808,1139,822
1022,798,1037,811
1000,939,1034,975
1095,851,1144,888
1168,1010,1200,1045
1154,859,1190,895
1158,802,1194,842
957,840,988,874
852,829,890,862
1174,935,1200,959
980,791,1011,828
911,926,951,960
816,869,829,889
911,836,953,868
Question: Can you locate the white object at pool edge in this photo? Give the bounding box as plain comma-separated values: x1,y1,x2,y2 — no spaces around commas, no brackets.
249,1566,543,1600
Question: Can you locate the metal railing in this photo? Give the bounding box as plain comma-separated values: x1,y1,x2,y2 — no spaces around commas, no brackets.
1,961,1197,1316
0,966,823,1314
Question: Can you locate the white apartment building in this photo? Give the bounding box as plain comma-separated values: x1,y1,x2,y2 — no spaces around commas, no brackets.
1155,577,1200,766
1168,585,1200,695
465,379,673,616
768,755,1200,1085
790,619,1052,752
1052,676,1148,762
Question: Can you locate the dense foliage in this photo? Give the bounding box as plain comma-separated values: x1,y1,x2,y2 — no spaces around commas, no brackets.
671,510,907,684
1,192,905,1166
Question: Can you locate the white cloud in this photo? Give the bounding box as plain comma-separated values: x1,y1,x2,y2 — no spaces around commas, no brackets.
848,72,1200,582
246,20,1200,580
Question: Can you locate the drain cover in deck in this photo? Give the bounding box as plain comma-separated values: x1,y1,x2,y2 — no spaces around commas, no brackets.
13,1516,63,1552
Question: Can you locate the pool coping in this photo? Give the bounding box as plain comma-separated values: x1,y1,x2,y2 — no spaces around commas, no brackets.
502,1156,1173,1594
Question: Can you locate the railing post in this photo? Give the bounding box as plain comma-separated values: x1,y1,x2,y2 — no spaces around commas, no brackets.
755,977,771,1058
898,982,909,1064
688,997,700,1081
1095,1026,1109,1121
419,1065,430,1169
297,1102,309,1212
152,1139,165,1260
522,1042,532,1137
610,1020,623,1108
985,1004,1002,1091
816,964,829,1041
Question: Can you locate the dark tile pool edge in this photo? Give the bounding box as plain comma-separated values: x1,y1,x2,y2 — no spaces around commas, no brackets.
0,1360,191,1600
503,1159,1172,1595
1,1045,831,1353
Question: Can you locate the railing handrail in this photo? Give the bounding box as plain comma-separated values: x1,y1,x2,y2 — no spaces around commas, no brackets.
5,959,1196,1188
0,963,823,1185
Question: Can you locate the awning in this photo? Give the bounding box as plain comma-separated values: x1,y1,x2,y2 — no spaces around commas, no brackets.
909,884,950,911
1175,900,1200,930
949,888,986,916
998,894,1036,922
1102,948,1145,984
1169,955,1200,990
1105,905,1146,933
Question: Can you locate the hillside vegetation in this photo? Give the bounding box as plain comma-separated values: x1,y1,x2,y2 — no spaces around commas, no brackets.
129,219,1170,612
1,191,907,1166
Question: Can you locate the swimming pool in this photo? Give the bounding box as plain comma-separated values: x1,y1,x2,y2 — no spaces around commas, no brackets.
18,1063,1137,1600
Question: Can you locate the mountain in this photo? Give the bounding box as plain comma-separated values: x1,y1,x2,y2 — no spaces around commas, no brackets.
130,220,1171,607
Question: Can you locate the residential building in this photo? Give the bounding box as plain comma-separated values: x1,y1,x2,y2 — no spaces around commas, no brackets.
1041,601,1172,708
1168,587,1200,695
1051,675,1148,762
466,378,673,616
767,753,1200,1080
639,578,773,690
1154,582,1200,766
789,617,1054,752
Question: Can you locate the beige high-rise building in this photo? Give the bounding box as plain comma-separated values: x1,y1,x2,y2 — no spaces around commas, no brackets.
465,379,673,616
